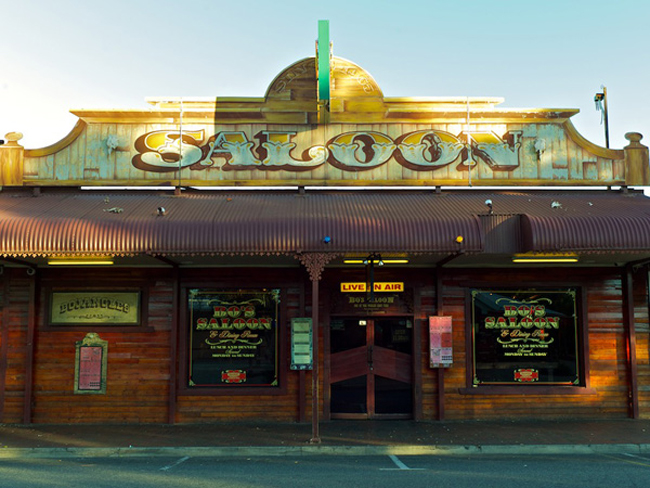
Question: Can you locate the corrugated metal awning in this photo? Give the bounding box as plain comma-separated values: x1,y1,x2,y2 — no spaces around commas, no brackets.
1,189,649,260
522,215,650,252
0,190,483,257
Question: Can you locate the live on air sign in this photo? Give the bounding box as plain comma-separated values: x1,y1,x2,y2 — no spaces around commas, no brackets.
340,282,404,293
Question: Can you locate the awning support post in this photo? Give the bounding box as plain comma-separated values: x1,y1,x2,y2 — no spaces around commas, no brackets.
299,253,335,444
435,266,445,421
23,270,38,424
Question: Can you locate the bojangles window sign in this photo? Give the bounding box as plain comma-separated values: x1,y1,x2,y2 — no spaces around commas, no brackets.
470,289,581,386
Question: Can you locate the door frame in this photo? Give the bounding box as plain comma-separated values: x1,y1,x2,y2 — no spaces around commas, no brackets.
325,314,416,420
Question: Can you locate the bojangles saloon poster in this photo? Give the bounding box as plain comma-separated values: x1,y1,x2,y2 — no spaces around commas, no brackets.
470,289,580,385
188,289,280,387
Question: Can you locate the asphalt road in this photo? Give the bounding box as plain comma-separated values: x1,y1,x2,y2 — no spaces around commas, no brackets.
1,453,649,487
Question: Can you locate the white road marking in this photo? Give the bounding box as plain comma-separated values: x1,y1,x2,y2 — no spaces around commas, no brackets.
601,453,650,468
623,453,648,461
380,454,425,471
160,456,190,471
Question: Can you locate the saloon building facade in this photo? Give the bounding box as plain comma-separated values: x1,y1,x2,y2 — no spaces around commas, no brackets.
0,53,649,425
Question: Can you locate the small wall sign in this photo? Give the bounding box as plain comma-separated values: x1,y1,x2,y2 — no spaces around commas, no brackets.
340,282,404,292
50,291,141,326
290,318,313,370
74,333,108,394
429,316,453,368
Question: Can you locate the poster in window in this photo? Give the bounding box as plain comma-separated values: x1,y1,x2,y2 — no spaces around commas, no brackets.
470,289,580,385
188,289,280,387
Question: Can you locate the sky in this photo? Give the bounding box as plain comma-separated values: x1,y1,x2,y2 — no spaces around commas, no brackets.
1,0,649,151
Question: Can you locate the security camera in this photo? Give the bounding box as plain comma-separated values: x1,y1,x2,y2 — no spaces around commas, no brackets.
485,199,493,215
157,207,166,216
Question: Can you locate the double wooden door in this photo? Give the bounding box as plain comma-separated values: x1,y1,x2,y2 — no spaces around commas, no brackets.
329,317,413,419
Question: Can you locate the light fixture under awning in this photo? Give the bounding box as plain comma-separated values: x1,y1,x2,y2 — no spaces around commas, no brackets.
512,253,578,264
343,259,409,265
48,258,114,266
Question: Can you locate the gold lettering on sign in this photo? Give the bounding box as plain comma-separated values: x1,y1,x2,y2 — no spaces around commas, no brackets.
131,129,521,174
483,297,559,349
50,292,140,326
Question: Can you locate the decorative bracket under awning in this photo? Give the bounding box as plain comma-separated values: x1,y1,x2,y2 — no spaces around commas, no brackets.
298,253,339,282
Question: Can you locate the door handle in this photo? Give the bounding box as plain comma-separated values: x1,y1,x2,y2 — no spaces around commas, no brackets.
368,344,373,371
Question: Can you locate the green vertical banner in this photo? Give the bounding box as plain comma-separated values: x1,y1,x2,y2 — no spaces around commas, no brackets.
317,20,330,103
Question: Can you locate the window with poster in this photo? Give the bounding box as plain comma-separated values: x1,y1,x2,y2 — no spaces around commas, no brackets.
185,289,281,391
468,288,589,391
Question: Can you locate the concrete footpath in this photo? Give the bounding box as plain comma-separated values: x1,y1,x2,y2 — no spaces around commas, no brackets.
0,419,649,459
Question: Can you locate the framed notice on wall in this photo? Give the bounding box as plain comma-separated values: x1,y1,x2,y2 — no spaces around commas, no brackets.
429,316,453,368
188,289,280,388
470,289,581,386
74,333,108,394
290,318,313,370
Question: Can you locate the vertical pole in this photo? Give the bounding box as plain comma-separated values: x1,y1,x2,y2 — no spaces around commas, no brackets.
298,281,307,423
178,98,183,190
413,288,423,420
603,87,610,149
436,267,445,421
168,265,180,424
623,266,639,418
23,272,37,424
299,253,332,442
466,96,472,187
317,20,331,125
310,278,320,443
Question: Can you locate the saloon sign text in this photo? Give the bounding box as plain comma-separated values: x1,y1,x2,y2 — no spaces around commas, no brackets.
132,128,522,173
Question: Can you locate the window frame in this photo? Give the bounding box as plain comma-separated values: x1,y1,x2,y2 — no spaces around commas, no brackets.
179,286,287,396
461,284,593,395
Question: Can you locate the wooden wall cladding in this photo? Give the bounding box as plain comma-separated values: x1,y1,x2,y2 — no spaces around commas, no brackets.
632,269,650,418
25,267,307,424
427,268,649,421
1,264,648,423
0,273,32,423
174,277,305,424
31,269,172,423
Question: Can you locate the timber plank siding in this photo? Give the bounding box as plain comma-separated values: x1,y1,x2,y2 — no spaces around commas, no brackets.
0,264,648,423
431,268,641,420
28,268,306,424
0,272,32,423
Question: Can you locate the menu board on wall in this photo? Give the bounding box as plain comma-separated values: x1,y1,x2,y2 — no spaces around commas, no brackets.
290,318,313,370
188,289,279,387
470,289,580,385
74,332,108,395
